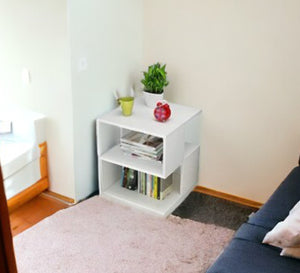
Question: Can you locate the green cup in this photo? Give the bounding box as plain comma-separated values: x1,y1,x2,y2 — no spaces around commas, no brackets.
119,97,134,116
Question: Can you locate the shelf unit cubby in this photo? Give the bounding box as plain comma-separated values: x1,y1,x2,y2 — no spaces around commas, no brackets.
96,97,201,217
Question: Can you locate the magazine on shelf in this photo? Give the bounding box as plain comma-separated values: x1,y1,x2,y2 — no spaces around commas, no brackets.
120,131,163,163
120,143,163,156
121,149,163,162
121,131,163,151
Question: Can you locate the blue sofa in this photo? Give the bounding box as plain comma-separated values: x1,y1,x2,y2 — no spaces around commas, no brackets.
207,163,300,273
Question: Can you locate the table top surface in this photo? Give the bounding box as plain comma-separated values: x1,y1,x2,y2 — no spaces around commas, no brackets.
98,97,201,137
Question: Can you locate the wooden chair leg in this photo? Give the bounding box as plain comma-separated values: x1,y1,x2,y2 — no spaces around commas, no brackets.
0,166,17,273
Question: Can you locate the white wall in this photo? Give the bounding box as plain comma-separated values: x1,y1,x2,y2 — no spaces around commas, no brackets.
68,0,143,200
144,0,300,202
0,0,143,202
0,0,76,199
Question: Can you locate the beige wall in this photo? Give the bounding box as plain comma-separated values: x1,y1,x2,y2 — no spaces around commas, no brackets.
144,0,300,202
3,0,299,203
0,0,76,198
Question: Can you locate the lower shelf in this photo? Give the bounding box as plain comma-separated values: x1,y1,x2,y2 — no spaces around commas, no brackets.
101,181,195,217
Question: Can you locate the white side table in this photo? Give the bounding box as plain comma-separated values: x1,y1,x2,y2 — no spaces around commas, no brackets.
96,98,201,217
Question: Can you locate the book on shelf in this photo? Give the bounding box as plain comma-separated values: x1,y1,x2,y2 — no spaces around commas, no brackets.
120,167,172,200
120,167,138,191
160,175,173,200
120,131,163,163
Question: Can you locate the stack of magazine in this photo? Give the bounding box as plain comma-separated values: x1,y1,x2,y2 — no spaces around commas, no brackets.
120,131,163,162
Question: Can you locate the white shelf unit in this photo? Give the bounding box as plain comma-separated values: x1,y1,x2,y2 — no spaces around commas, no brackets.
96,97,201,217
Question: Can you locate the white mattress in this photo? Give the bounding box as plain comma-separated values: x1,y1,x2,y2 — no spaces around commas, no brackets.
0,108,45,199
0,141,39,179
4,158,41,199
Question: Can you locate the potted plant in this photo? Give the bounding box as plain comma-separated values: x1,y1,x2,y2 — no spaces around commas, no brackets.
141,62,169,108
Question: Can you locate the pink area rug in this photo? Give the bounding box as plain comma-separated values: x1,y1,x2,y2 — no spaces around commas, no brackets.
14,196,234,273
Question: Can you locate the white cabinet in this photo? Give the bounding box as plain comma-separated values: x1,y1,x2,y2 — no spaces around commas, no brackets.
96,97,201,217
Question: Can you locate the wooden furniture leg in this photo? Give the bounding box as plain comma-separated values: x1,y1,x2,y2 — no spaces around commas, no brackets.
0,165,17,273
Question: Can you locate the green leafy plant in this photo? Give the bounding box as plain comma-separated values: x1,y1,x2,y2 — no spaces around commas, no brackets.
141,63,169,94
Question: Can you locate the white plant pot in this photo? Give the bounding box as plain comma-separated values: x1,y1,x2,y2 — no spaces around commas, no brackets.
143,91,164,108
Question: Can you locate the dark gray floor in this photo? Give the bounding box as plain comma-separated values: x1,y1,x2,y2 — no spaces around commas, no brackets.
172,192,257,230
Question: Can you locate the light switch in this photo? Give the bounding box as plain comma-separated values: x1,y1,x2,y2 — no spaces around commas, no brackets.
22,68,31,85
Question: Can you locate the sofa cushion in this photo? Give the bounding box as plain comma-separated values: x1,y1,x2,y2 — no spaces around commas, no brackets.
207,237,300,273
248,166,300,230
234,223,270,243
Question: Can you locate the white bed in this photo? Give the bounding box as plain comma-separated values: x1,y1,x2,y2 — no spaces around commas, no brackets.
0,108,46,200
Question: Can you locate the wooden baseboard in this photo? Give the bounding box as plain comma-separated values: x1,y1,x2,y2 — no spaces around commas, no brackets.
194,186,263,209
43,191,75,204
7,177,49,213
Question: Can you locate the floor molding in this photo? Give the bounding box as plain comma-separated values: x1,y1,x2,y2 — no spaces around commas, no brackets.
43,191,75,205
194,186,263,209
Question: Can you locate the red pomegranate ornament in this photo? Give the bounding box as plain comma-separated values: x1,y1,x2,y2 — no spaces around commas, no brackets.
154,101,171,122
